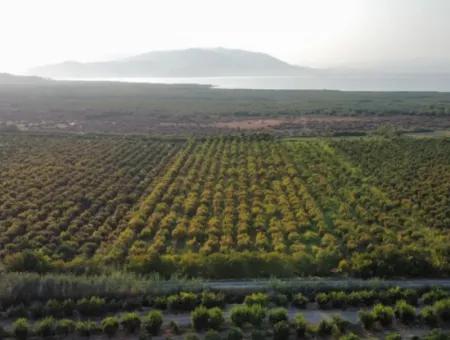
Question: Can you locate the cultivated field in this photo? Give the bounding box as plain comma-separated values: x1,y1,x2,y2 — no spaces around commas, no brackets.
1,133,448,279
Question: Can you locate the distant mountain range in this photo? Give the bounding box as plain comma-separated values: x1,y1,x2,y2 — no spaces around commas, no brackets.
29,48,312,78
0,73,49,84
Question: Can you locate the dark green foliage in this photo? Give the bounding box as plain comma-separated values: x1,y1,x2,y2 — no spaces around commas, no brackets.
208,307,225,330
35,317,55,337
101,317,119,337
204,330,222,340
226,327,243,340
422,289,450,305
77,296,106,316
185,334,200,340
339,333,360,340
55,319,76,335
76,321,100,337
120,312,141,333
167,292,199,311
268,308,288,325
13,318,29,340
244,293,269,306
394,300,416,324
142,310,163,335
230,304,266,327
292,293,308,308
251,329,267,340
433,298,450,322
191,306,210,331
372,304,395,327
272,321,290,340
358,310,376,330
423,329,450,340
385,333,402,340
292,314,307,337
317,319,334,336
421,306,439,327
271,294,289,307
201,291,225,308
315,293,330,309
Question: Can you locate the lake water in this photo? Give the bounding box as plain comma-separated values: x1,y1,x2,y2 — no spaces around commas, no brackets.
65,75,450,91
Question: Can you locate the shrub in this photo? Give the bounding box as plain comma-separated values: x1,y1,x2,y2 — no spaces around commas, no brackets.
227,327,243,340
372,304,394,327
204,330,221,340
244,292,269,306
394,300,416,324
185,333,200,340
317,319,333,336
192,306,209,331
208,307,225,330
433,298,450,322
230,304,266,327
273,321,290,340
168,320,180,335
0,325,8,339
293,313,307,337
272,293,289,307
44,299,61,316
423,329,450,340
167,292,198,311
358,310,375,330
251,329,266,340
76,321,100,337
154,296,167,309
385,332,402,340
55,319,76,335
62,299,75,316
35,317,55,337
13,318,29,340
120,312,141,333
331,315,349,334
315,293,330,309
268,308,288,325
421,306,439,327
29,301,45,319
101,317,119,337
329,291,348,308
421,289,449,305
292,293,308,308
201,291,225,308
77,296,106,316
339,333,360,340
142,310,163,335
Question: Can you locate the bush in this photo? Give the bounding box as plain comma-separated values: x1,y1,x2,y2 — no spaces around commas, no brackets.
331,315,349,334
329,291,348,308
142,310,163,335
227,327,243,340
433,299,450,322
251,329,266,340
385,332,402,340
154,296,167,309
394,300,416,324
168,320,180,335
167,292,199,311
44,299,61,316
358,310,375,330
292,293,308,308
62,299,76,316
29,301,44,318
208,307,225,330
76,321,100,337
120,312,141,333
423,329,450,340
35,317,55,337
317,319,334,336
13,318,29,340
421,289,449,305
272,293,289,307
421,306,439,327
372,304,394,327
204,330,221,340
77,296,106,316
268,308,288,325
244,292,269,306
185,333,200,340
201,291,225,308
55,319,76,335
273,321,290,340
293,313,307,337
339,333,360,340
101,317,119,337
230,304,266,327
192,306,209,331
315,293,330,309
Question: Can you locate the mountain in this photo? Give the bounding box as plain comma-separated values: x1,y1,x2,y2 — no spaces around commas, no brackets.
0,73,49,84
29,48,310,78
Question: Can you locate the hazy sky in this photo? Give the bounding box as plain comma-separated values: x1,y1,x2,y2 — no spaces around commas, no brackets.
1,0,450,73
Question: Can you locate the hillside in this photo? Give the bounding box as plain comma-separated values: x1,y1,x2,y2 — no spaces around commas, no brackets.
29,48,310,78
0,73,49,84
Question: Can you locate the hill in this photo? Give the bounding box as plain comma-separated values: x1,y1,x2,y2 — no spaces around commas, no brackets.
0,73,49,84
29,48,310,78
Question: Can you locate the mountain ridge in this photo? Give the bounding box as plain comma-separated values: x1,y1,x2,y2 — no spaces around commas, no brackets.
29,48,312,78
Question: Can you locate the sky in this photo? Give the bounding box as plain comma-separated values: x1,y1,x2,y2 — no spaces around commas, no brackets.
1,0,450,73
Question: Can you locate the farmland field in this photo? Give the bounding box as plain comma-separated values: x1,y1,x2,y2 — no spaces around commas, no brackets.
0,133,449,279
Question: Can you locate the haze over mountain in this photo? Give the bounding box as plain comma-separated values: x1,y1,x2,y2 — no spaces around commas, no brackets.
29,48,312,78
